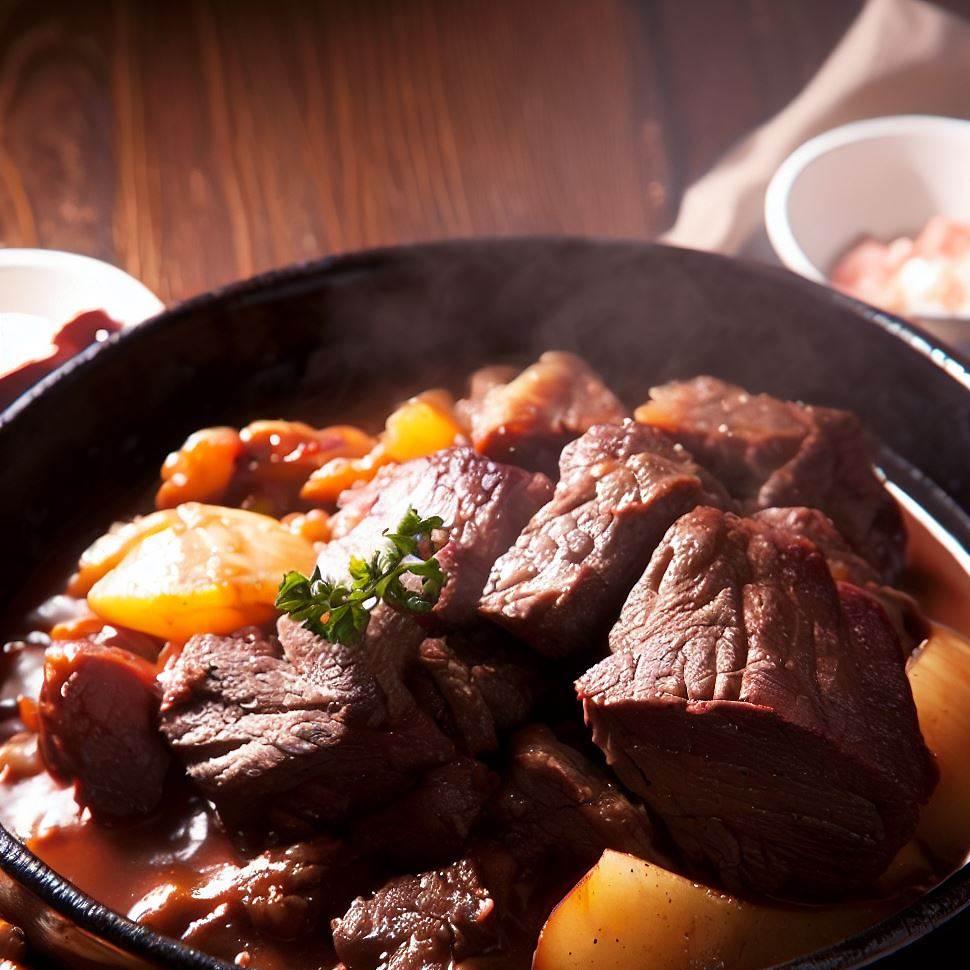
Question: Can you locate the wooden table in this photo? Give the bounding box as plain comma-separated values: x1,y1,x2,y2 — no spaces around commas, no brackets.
0,0,966,304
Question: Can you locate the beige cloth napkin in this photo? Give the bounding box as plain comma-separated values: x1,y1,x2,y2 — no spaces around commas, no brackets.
663,0,970,258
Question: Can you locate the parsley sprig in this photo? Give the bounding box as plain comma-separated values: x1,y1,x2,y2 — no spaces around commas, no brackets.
275,507,446,644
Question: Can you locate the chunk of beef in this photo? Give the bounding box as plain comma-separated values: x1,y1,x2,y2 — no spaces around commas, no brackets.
345,728,660,965
496,725,657,870
411,630,536,755
457,364,519,420
321,448,552,629
337,727,656,970
754,507,928,655
579,507,936,899
332,858,499,970
753,506,878,586
352,758,497,869
38,640,169,820
158,615,454,829
133,836,369,946
480,421,730,657
636,377,906,581
458,352,627,477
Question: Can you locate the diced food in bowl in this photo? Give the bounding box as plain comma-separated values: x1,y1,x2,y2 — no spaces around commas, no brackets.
831,216,970,317
2,351,969,970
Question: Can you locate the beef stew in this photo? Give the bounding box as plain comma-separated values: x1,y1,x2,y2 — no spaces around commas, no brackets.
2,351,970,970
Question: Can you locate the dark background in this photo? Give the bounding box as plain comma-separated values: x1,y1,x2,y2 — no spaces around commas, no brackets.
0,0,967,302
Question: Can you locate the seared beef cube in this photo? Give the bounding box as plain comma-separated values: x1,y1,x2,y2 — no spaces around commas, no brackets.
280,608,427,720
352,758,497,869
637,377,906,581
480,421,730,658
458,352,627,477
321,448,552,628
455,364,519,425
159,616,454,828
755,506,927,655
579,507,936,899
38,640,169,820
497,725,656,869
413,630,536,755
332,858,499,970
753,506,878,586
134,836,369,945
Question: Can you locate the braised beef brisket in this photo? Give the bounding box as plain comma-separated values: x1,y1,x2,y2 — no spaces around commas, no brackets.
480,421,730,657
411,630,537,755
637,377,906,581
496,725,656,869
38,640,170,820
158,616,455,828
351,758,497,869
320,447,552,628
754,506,927,655
458,351,627,477
578,507,936,899
752,506,880,586
332,857,499,970
333,725,656,970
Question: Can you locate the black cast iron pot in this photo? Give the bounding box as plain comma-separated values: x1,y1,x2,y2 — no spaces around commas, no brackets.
1,238,969,969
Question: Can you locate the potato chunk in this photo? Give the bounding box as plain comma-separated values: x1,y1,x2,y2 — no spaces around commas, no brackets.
908,625,970,866
534,850,893,970
71,509,176,596
382,393,462,462
301,393,462,504
81,504,316,640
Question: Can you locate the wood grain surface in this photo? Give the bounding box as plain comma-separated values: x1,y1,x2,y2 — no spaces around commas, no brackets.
0,0,967,304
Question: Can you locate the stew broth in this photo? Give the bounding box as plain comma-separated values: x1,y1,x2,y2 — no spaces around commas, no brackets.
2,359,970,970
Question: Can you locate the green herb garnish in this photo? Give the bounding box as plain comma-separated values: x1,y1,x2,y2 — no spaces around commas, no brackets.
275,507,446,644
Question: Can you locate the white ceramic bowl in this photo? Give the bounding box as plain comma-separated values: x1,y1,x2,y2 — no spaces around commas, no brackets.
0,248,164,328
765,115,970,333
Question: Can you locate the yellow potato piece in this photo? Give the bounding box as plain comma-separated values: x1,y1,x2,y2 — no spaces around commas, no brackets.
301,393,461,504
382,395,462,462
70,509,177,596
85,503,316,640
908,625,970,867
534,850,894,970
535,624,970,970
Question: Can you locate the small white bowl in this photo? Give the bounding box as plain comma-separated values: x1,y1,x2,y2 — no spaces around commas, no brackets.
765,115,970,332
0,248,164,329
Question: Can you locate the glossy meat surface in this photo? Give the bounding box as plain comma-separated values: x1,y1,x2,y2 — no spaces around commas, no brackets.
460,351,627,477
320,447,552,629
38,639,169,820
480,420,729,657
159,616,454,829
496,725,656,869
754,506,928,655
637,377,906,581
579,507,936,898
332,858,498,970
411,630,536,755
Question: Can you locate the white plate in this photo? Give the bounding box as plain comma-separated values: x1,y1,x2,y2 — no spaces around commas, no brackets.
0,248,163,329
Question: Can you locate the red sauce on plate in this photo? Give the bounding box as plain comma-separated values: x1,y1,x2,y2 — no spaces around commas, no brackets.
0,309,122,411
